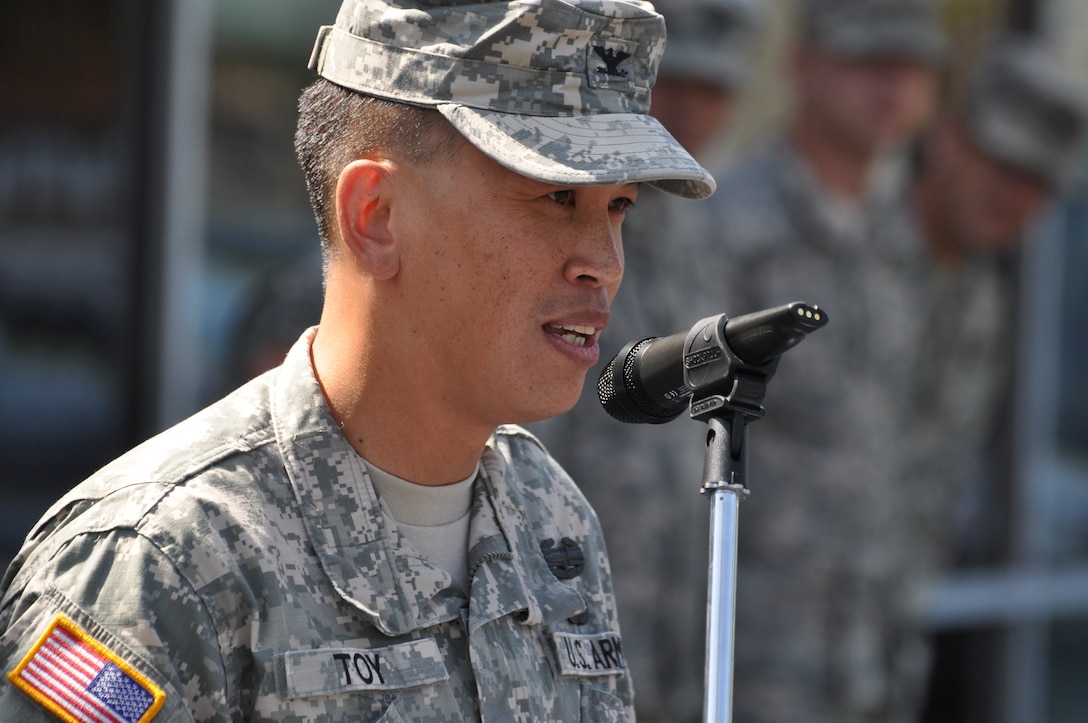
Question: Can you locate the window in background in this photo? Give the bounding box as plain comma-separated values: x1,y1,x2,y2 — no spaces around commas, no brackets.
196,0,339,402
0,2,132,558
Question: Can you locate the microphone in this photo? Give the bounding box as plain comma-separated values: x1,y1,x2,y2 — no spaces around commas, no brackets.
597,302,828,424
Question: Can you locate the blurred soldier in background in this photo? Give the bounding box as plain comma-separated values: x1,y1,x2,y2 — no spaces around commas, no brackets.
911,36,1088,263
649,0,762,156
529,1,766,720
896,35,1088,612
699,0,947,721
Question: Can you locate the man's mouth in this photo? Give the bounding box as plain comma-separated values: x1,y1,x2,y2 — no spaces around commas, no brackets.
547,323,597,348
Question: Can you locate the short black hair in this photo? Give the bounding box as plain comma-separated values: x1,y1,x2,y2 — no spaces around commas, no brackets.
294,78,463,249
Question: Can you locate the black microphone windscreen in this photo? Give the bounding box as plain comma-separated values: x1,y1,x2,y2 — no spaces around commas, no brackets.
597,336,689,424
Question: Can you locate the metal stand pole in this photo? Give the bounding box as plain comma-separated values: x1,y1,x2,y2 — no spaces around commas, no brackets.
701,414,749,723
596,302,828,723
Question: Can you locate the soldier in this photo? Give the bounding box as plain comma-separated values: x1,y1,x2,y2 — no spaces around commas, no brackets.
528,1,765,721
699,0,947,721
910,36,1088,262
0,0,715,720
648,0,763,157
898,35,1088,612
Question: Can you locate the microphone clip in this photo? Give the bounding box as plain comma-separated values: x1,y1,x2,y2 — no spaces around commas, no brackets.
683,314,779,424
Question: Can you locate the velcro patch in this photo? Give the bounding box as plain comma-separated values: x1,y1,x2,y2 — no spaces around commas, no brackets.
552,631,626,677
7,614,165,723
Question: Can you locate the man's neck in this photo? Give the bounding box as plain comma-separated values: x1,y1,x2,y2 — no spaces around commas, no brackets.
310,314,491,487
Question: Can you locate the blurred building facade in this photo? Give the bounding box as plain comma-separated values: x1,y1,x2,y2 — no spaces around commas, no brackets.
1,0,1087,720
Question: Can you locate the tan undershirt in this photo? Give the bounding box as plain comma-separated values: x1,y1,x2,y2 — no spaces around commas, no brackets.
365,461,478,594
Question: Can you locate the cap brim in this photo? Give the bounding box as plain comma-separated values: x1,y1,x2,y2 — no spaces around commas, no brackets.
437,104,715,199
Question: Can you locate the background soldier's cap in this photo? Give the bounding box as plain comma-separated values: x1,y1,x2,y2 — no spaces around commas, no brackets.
961,36,1088,190
309,0,715,199
800,0,946,65
655,0,765,92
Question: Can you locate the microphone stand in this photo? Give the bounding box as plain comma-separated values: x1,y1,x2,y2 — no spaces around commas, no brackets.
597,302,827,723
696,411,754,723
678,314,793,723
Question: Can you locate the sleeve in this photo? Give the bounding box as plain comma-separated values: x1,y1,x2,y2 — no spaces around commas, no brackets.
1,529,233,723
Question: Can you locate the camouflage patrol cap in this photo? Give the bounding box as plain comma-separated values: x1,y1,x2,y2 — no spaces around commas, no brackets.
961,37,1088,190
801,0,945,64
308,0,715,199
655,0,765,91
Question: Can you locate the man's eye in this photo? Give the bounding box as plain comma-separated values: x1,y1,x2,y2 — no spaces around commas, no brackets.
549,190,575,206
611,197,635,213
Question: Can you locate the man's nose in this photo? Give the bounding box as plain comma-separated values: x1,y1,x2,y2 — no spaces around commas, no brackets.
563,216,624,290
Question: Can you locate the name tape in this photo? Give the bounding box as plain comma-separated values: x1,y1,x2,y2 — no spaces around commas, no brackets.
280,639,449,699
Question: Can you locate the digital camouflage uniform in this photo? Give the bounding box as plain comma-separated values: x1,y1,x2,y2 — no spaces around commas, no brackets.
0,330,634,721
892,212,1016,582
699,141,942,723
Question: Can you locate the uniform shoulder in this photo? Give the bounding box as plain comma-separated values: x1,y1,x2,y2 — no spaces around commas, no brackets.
106,374,276,483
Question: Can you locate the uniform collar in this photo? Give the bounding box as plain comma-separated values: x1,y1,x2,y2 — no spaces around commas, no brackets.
271,329,584,636
465,441,586,633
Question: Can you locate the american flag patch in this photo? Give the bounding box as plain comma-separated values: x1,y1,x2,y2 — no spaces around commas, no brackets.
7,614,166,723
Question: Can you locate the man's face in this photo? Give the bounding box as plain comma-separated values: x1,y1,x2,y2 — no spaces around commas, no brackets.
795,45,937,155
931,122,1049,254
388,141,635,429
650,77,736,157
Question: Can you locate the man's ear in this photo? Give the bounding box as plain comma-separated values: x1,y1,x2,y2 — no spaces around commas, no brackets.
335,159,399,280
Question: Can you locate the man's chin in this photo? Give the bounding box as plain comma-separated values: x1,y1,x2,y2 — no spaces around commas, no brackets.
513,382,588,426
